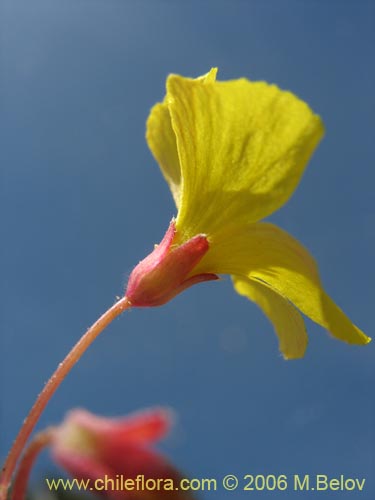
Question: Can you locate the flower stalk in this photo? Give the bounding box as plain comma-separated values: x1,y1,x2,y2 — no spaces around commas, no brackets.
10,429,54,500
0,296,130,500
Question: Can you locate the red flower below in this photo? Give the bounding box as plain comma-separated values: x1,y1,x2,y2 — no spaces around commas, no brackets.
51,407,193,499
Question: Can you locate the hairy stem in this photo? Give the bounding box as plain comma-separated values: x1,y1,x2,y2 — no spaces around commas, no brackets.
0,296,130,500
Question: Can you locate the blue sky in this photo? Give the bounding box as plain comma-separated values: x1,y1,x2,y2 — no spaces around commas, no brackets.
1,1,374,498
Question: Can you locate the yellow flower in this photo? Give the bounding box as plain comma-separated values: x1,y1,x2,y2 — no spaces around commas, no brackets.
126,68,370,359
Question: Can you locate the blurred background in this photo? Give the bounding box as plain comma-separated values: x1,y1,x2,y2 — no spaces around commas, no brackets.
1,0,374,498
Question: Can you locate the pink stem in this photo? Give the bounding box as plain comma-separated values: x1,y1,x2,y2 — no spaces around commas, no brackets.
11,429,54,500
0,296,130,500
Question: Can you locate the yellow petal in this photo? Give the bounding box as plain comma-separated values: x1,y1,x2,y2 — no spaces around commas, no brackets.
233,275,308,359
194,222,370,347
163,69,324,239
146,101,181,207
146,69,217,208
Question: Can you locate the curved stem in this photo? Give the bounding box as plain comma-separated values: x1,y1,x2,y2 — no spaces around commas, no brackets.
11,428,54,500
0,296,130,500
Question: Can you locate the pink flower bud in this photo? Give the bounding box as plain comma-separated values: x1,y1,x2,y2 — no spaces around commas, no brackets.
125,219,218,307
51,407,192,499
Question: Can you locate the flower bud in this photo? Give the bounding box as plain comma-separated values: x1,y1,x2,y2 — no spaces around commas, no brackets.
51,407,193,499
